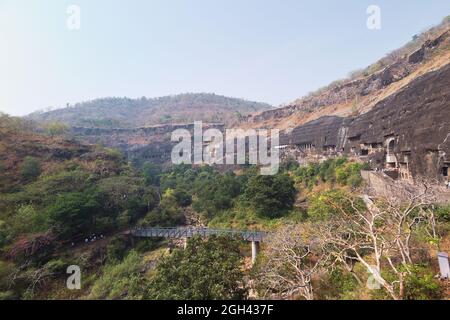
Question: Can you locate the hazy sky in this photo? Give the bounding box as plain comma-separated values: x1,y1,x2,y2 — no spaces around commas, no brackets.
1,0,449,116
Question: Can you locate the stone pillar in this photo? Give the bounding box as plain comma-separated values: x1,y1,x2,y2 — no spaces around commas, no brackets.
183,237,188,250
251,241,260,264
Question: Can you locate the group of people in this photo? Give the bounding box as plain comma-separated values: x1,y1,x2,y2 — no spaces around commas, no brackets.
70,233,105,247
84,233,104,243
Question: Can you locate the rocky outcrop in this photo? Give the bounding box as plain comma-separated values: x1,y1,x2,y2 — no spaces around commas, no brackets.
71,123,225,164
281,116,345,150
361,171,450,204
281,62,450,181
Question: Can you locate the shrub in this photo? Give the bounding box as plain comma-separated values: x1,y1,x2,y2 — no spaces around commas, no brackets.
435,205,450,223
402,265,442,300
173,188,192,207
347,174,363,188
10,205,42,236
308,190,365,221
106,236,129,263
316,268,360,300
371,264,442,300
20,157,41,180
8,232,56,265
90,250,147,300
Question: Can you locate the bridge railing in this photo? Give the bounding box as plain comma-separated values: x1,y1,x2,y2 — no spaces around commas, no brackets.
131,227,268,242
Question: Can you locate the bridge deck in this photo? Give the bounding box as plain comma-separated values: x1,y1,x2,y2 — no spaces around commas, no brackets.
131,227,267,242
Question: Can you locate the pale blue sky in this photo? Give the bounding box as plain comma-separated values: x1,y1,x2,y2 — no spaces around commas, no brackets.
1,0,449,116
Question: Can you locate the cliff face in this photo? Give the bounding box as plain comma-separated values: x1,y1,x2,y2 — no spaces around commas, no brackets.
71,123,225,164
347,62,450,178
281,62,450,181
281,116,345,150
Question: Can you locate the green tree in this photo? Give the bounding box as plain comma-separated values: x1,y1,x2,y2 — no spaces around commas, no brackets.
11,205,41,235
242,174,296,218
142,163,162,186
173,188,192,207
307,189,364,221
45,122,68,137
46,191,102,239
140,189,184,227
402,265,442,300
97,176,156,219
435,205,450,223
193,171,243,217
147,236,247,300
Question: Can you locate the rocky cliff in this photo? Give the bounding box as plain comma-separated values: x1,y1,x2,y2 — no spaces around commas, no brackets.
71,123,225,164
280,62,450,181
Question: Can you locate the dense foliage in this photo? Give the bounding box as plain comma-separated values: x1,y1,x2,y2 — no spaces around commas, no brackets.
242,174,296,218
292,157,369,190
147,236,246,300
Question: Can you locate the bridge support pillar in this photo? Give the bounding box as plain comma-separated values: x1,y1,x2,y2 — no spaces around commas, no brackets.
251,241,260,264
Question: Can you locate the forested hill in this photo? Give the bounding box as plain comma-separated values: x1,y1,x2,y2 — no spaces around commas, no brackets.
26,93,272,128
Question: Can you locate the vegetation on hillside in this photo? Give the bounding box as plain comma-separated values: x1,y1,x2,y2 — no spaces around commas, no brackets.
0,114,158,298
27,93,272,128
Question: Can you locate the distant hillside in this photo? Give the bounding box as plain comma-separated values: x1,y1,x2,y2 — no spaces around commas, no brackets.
27,93,272,128
0,114,127,192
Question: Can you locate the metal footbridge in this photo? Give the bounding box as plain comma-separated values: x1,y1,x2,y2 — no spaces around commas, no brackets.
131,227,268,242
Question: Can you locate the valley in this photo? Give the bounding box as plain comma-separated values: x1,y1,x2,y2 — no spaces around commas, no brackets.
1,15,449,302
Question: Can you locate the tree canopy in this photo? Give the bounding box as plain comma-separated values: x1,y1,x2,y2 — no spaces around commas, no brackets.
147,236,247,300
242,174,296,218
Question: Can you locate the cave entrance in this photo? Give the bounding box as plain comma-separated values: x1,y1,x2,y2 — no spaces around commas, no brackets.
443,167,448,177
388,139,395,154
361,149,369,156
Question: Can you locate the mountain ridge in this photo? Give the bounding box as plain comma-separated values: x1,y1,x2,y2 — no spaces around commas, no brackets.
27,93,272,128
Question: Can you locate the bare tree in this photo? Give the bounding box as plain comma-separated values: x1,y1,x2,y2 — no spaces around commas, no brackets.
318,183,437,300
254,224,326,300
